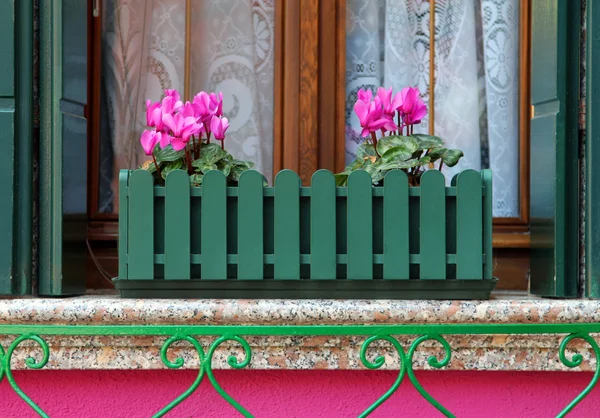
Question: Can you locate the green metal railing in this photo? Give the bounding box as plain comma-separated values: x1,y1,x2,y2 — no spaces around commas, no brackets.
0,323,599,417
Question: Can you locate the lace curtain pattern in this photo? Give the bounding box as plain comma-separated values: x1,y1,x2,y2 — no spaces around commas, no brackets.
100,0,275,213
346,0,519,217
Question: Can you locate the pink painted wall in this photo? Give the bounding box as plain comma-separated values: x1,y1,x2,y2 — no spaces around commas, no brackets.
1,370,598,417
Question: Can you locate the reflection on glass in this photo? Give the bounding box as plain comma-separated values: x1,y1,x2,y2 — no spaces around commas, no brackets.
346,0,520,217
99,0,275,214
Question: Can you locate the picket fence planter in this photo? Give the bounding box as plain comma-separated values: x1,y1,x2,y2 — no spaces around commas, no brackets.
113,168,497,299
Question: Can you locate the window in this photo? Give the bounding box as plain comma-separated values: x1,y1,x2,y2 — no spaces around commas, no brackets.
81,0,530,291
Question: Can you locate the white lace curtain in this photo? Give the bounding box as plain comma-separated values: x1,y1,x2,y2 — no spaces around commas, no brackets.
346,0,520,217
100,0,275,212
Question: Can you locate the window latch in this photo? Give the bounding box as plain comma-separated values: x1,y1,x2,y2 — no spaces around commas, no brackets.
93,0,100,17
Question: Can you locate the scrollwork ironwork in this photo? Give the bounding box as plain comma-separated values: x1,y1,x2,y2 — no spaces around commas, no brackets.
358,335,407,417
1,334,50,417
0,326,597,417
205,335,253,417
153,335,206,418
407,334,454,417
557,332,600,417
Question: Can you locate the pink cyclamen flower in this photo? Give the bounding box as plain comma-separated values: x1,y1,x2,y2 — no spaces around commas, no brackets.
377,87,403,118
140,129,164,156
193,91,224,127
356,88,373,104
210,115,229,140
165,89,180,100
145,100,164,130
162,112,203,151
399,87,427,125
354,96,398,137
161,89,183,115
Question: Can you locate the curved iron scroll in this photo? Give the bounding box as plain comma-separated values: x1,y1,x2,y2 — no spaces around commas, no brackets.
0,326,598,417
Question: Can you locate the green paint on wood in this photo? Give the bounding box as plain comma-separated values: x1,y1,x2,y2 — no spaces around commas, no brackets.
201,170,228,280
347,171,373,280
383,170,409,279
310,170,336,280
530,0,580,297
128,170,154,280
0,1,14,97
274,170,301,280
481,170,493,279
118,171,130,280
165,170,190,280
456,170,483,280
238,170,264,280
420,170,446,280
0,110,15,294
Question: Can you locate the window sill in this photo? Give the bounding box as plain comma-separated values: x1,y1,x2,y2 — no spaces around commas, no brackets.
0,293,598,372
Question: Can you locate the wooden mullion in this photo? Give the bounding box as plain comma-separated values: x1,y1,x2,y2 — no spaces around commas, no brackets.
87,0,103,219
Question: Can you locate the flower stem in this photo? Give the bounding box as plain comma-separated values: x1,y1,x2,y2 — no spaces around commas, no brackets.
220,139,224,150
184,146,193,174
370,132,380,157
152,152,162,178
438,159,443,172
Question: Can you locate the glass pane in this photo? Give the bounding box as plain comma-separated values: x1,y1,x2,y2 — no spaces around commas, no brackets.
98,0,276,214
345,0,520,217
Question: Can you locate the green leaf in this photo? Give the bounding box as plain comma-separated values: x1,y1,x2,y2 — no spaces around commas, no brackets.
376,135,418,159
429,148,464,167
419,156,432,165
154,145,185,165
231,165,253,182
356,143,378,160
412,134,444,150
334,172,350,187
376,158,421,171
381,146,413,162
190,173,204,186
197,143,228,165
232,159,254,169
161,160,184,180
217,161,232,177
345,158,365,171
194,163,218,174
139,159,157,174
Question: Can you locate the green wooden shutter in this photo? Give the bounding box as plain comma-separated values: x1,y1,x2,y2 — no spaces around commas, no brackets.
585,0,600,298
529,0,580,297
0,1,34,295
39,0,87,295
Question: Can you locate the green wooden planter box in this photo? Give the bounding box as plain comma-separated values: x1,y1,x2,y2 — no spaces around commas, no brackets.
113,168,497,299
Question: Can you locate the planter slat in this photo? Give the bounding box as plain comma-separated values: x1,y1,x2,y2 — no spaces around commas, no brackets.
482,170,494,279
238,170,264,280
383,170,409,280
201,170,227,280
310,170,337,280
456,170,483,280
419,170,446,280
274,170,301,280
118,171,129,281
127,170,154,280
165,170,190,280
347,171,373,280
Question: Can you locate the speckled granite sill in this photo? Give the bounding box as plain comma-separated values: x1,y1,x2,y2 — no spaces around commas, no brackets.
0,294,598,372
